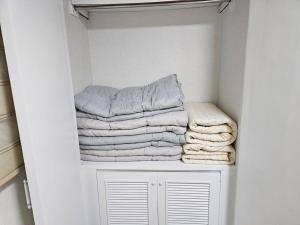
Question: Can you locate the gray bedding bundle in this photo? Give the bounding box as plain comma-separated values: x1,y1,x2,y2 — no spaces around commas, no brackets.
75,75,188,162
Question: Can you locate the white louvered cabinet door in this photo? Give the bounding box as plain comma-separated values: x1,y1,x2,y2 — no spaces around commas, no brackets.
158,172,221,225
97,171,158,225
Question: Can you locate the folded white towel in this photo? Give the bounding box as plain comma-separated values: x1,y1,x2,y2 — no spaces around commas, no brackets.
185,102,237,146
183,144,234,153
185,130,235,146
182,146,235,165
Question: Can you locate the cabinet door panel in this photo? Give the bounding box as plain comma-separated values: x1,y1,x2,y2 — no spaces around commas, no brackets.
97,171,158,225
0,1,84,225
158,172,220,225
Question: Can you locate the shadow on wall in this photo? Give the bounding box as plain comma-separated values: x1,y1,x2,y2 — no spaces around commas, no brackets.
87,6,219,29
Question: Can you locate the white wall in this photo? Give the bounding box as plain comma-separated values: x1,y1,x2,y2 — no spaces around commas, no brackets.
217,1,250,224
0,172,34,225
234,0,300,224
217,0,250,121
87,7,221,102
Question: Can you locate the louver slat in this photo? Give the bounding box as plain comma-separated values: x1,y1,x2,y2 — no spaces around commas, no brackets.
105,181,150,225
166,182,211,225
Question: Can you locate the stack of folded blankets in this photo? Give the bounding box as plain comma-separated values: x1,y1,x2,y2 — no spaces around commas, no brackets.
182,102,237,165
75,75,188,162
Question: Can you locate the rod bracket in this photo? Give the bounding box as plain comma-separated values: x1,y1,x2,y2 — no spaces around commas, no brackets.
218,0,231,13
68,0,78,17
69,0,89,20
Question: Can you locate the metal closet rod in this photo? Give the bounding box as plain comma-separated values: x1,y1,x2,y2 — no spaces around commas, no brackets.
73,0,231,19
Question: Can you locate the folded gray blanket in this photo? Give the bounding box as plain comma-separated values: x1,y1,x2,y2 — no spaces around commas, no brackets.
79,132,185,146
78,126,186,137
77,110,188,130
75,75,184,119
76,106,184,122
80,146,182,157
80,141,179,150
80,154,182,162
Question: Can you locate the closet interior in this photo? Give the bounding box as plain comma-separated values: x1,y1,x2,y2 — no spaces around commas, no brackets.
65,1,246,225
0,0,250,225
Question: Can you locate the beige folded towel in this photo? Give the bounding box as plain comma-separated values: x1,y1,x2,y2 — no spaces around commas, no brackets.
182,146,235,165
185,102,237,146
185,130,235,146
183,144,234,154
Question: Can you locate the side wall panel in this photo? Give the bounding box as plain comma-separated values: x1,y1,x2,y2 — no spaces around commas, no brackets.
235,1,300,224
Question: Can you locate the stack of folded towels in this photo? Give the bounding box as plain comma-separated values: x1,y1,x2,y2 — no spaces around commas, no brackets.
75,75,188,162
182,102,237,165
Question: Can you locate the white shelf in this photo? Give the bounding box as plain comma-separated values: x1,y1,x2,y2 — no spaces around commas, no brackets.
81,160,233,172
